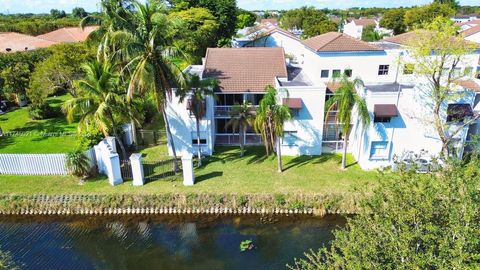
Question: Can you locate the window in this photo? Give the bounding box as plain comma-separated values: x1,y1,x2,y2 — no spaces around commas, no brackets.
332,69,341,78
403,64,414,75
369,141,389,159
282,131,298,146
291,109,300,117
378,65,389,75
191,132,207,145
374,116,391,123
344,69,352,77
321,70,329,78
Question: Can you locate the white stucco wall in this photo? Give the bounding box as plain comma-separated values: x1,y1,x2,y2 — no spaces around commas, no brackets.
465,32,480,44
277,86,326,156
166,92,215,157
343,22,363,39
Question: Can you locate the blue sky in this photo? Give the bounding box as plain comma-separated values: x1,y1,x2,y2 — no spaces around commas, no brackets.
0,0,478,14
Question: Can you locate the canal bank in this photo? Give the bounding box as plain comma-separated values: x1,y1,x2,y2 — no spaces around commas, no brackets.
0,193,363,216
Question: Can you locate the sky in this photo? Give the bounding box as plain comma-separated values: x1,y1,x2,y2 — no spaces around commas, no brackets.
0,0,478,14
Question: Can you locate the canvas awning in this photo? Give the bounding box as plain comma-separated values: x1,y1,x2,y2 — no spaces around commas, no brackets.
283,98,302,109
374,104,398,117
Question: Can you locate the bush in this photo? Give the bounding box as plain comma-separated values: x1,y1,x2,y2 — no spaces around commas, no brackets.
28,103,58,120
65,150,91,178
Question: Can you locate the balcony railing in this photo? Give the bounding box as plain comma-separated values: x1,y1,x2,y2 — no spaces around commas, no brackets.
215,133,262,145
214,105,258,118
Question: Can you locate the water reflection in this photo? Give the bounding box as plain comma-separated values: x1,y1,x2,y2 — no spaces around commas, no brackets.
0,215,344,270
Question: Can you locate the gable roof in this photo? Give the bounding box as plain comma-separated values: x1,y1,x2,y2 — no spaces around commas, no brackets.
352,19,376,27
383,31,423,45
203,47,287,92
260,18,278,26
463,25,480,37
455,79,480,92
0,32,57,53
37,26,98,43
303,32,383,52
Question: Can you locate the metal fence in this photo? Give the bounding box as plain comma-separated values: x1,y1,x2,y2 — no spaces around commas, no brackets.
120,160,133,179
136,129,162,146
143,159,179,181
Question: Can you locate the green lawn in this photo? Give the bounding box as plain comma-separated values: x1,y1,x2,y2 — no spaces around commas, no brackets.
0,146,377,195
0,95,78,153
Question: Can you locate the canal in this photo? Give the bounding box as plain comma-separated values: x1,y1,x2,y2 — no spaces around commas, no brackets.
0,215,345,270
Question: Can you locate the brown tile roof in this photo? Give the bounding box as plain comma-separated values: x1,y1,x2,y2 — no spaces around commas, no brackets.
458,19,480,27
0,32,57,53
383,31,424,45
203,47,287,93
37,26,98,43
265,27,299,40
455,80,480,92
462,25,480,37
260,19,279,26
303,32,383,52
353,19,376,27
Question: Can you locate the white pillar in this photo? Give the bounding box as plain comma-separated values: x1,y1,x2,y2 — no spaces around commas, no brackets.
106,136,117,153
130,153,144,186
122,123,134,146
182,154,195,186
93,144,104,174
107,153,123,186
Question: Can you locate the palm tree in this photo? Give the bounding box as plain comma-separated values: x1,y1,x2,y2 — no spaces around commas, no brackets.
325,75,370,169
62,60,130,160
226,101,256,157
178,74,217,167
110,1,187,170
254,86,292,172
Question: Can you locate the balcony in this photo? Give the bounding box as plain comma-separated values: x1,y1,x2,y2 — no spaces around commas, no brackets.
214,105,258,118
215,134,262,145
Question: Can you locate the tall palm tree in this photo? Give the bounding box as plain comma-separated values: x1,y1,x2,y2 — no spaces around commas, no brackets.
254,86,292,172
178,74,217,167
226,101,256,157
325,75,370,169
106,1,188,170
62,60,130,160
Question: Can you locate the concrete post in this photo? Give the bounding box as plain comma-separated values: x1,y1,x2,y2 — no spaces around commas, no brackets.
107,153,123,186
106,136,117,153
122,123,134,146
182,153,195,186
93,144,104,174
130,153,145,186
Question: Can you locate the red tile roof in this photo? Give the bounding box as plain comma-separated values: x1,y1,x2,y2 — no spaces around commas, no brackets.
353,19,376,27
37,26,98,43
303,32,383,52
0,32,57,53
260,19,279,26
203,47,287,93
455,80,480,92
462,25,480,37
383,31,424,45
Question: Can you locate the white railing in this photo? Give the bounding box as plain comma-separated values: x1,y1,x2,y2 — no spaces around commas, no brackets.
0,148,95,176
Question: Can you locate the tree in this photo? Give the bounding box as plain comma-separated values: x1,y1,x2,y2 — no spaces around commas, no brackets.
325,76,370,169
254,86,292,172
380,8,406,35
0,62,30,105
408,17,478,158
361,25,382,42
168,7,219,62
281,7,337,38
290,157,480,269
178,74,217,167
62,60,130,160
108,1,188,169
227,101,256,157
236,9,256,29
72,7,88,18
66,149,91,178
50,9,67,19
433,0,460,10
404,3,454,30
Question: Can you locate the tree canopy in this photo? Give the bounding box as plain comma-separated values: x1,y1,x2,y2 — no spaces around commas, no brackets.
291,156,480,269
281,6,337,38
380,8,407,35
404,3,455,30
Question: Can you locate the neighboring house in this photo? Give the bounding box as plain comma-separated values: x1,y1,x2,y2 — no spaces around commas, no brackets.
456,19,480,31
36,26,98,43
0,26,98,53
343,18,392,40
0,32,57,53
167,29,480,170
166,47,326,157
451,14,480,24
462,25,480,44
260,18,278,27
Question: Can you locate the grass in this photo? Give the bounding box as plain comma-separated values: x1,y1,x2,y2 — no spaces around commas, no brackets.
0,146,377,195
0,94,78,154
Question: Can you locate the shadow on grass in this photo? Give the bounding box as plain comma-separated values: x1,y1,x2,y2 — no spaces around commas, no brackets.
196,171,223,183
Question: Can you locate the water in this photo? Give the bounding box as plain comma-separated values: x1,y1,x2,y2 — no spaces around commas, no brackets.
0,215,345,270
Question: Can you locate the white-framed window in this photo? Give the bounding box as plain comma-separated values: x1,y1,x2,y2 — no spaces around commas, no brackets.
191,131,207,145
344,69,352,77
378,65,389,75
369,141,389,159
332,69,341,78
282,131,298,146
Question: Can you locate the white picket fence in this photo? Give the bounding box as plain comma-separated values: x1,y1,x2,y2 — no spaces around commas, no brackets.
0,148,96,176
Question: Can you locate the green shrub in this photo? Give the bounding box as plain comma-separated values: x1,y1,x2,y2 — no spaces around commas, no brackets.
65,150,91,178
28,103,58,120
